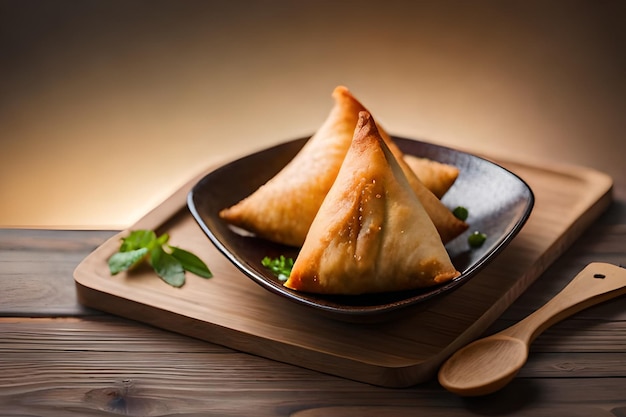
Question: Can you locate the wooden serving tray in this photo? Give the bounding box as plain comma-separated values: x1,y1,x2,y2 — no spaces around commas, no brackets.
74,154,612,388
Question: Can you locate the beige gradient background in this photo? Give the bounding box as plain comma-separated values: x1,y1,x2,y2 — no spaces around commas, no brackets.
1,1,624,229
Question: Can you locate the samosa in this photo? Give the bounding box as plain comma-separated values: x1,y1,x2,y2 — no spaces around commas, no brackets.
220,86,467,247
403,155,460,199
285,112,460,294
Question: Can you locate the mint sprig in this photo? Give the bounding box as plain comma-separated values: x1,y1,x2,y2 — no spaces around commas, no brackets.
108,229,212,287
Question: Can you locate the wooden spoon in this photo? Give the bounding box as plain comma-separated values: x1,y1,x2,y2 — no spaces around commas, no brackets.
438,262,626,396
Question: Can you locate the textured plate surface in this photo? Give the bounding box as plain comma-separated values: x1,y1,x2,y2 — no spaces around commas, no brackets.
188,136,534,318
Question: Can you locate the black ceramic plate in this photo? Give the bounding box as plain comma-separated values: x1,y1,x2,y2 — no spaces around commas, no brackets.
188,136,534,319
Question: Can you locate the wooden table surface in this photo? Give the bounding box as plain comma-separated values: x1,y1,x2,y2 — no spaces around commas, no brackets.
1,185,625,416
2,1,626,415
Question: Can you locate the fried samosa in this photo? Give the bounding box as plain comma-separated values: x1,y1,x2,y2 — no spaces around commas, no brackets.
219,86,364,247
403,155,460,199
285,112,460,295
219,85,467,247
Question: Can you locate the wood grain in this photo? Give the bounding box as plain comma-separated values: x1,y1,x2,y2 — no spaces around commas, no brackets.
1,196,624,415
0,229,115,316
1,317,626,416
72,155,613,387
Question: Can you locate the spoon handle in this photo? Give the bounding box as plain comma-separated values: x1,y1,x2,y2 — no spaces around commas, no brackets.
501,262,626,344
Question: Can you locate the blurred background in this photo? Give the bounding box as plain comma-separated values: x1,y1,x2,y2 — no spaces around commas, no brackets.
1,0,624,229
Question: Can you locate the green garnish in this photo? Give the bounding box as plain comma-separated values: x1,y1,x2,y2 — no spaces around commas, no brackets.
453,206,469,221
262,255,294,281
108,229,212,287
468,231,487,248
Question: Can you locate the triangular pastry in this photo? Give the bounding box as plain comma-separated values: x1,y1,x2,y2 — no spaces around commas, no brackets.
219,85,467,246
285,112,460,295
219,86,363,247
403,155,459,199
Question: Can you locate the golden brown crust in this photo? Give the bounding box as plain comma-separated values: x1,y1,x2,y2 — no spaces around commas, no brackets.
219,85,467,246
218,86,366,247
403,155,460,199
285,112,460,295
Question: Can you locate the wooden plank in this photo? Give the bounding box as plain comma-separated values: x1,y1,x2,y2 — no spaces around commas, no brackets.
1,317,626,416
0,229,115,316
73,157,614,387
520,352,626,377
3,317,626,372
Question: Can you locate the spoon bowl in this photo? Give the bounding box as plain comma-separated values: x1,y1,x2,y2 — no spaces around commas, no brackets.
439,336,528,396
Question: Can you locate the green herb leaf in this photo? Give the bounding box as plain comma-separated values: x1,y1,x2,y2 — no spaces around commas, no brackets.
468,231,487,248
170,246,213,278
108,247,149,274
108,229,212,287
150,245,186,287
155,232,170,247
120,230,157,252
262,255,294,281
452,206,469,221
